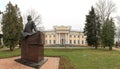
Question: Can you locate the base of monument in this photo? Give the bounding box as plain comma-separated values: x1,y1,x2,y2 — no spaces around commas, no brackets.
15,58,48,69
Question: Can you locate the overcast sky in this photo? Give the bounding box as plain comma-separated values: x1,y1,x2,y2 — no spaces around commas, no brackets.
0,0,120,31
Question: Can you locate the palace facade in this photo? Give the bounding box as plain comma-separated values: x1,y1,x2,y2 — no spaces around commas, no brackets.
43,26,87,46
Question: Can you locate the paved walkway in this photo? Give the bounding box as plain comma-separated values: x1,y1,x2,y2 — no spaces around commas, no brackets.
41,57,59,69
113,47,120,51
0,57,60,69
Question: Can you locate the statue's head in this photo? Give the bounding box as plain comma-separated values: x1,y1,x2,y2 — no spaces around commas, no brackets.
27,15,32,21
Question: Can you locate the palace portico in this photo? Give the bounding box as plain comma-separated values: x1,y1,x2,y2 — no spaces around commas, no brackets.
44,26,87,46
54,26,70,45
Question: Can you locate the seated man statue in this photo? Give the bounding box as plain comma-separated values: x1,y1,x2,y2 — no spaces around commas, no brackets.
23,15,37,38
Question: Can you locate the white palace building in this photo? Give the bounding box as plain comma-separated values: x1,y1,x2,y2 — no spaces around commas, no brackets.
43,26,87,46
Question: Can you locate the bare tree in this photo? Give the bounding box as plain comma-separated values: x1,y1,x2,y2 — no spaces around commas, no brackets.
115,16,120,45
23,9,41,26
95,0,116,24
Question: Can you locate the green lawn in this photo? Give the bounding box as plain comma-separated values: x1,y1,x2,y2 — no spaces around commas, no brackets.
1,48,120,69
0,48,20,58
45,48,120,69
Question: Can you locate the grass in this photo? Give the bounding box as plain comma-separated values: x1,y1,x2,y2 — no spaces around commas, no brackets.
44,48,120,69
0,48,21,58
58,56,76,69
1,47,120,69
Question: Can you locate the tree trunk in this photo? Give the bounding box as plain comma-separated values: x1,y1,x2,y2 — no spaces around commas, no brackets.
95,45,98,49
109,46,112,51
103,46,105,48
10,46,14,51
19,45,21,48
19,43,21,48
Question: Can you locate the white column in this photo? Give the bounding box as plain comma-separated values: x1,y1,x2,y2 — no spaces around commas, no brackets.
56,33,58,44
47,35,50,44
57,33,59,44
68,33,69,44
64,34,65,44
66,33,68,44
65,34,67,44
57,33,58,44
59,33,60,44
67,34,68,44
60,33,61,44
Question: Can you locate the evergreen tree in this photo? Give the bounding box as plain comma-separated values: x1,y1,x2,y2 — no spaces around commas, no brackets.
84,7,101,49
101,18,115,50
2,2,23,51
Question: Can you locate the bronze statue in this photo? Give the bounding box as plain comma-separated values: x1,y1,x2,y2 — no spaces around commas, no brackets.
23,15,37,38
21,15,46,66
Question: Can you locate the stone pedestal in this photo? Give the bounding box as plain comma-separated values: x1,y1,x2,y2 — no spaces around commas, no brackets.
21,31,45,63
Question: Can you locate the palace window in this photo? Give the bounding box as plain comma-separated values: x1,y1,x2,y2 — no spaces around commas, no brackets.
82,40,84,44
74,35,76,37
78,35,79,38
46,35,47,37
78,40,80,44
70,40,72,44
82,36,84,38
49,35,51,37
74,40,76,44
70,35,72,37
45,40,47,44
49,40,51,44
54,40,56,44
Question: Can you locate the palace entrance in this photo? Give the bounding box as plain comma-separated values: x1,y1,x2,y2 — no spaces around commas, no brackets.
60,33,65,45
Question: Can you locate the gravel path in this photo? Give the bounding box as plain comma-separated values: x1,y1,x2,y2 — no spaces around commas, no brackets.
0,57,60,69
